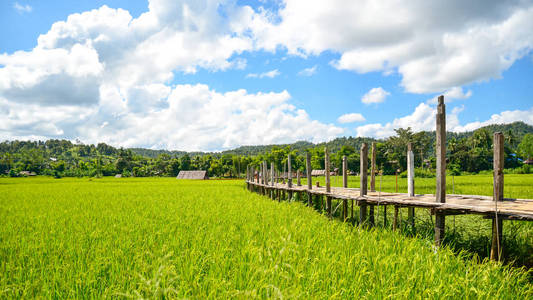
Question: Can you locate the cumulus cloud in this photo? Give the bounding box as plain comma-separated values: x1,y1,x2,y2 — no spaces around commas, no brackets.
13,2,32,13
253,0,533,94
2,0,533,149
338,113,365,124
361,87,390,104
355,101,533,139
427,87,472,104
298,65,317,76
454,107,533,132
0,85,342,151
356,103,437,138
246,69,281,78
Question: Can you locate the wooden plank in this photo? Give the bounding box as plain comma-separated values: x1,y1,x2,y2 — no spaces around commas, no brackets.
435,95,446,246
360,143,368,225
491,132,504,261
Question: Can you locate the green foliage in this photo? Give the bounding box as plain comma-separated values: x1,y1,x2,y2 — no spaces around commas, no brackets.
519,133,533,160
399,168,436,178
0,177,532,298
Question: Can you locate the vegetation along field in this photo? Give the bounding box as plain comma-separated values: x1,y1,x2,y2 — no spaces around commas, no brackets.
1,177,532,298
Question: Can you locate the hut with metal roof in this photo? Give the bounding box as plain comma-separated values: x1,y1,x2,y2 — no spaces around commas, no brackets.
176,170,209,180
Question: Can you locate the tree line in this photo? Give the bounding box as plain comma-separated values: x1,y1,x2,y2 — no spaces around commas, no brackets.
1,122,532,178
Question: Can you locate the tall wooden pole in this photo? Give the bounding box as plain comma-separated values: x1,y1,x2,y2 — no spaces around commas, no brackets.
342,155,348,188
264,161,268,186
342,155,348,221
288,154,292,188
407,143,415,233
306,152,313,206
435,95,446,246
297,170,301,186
491,132,504,261
325,148,331,193
271,162,275,187
360,143,368,225
371,142,376,192
325,147,332,216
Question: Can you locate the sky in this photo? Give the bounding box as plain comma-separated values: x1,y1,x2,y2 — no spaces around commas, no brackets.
1,0,532,151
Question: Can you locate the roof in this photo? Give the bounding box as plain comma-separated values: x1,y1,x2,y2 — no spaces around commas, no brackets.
19,171,36,176
311,170,326,176
177,170,208,179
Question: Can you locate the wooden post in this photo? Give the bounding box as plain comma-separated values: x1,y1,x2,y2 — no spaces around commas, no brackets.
342,155,348,221
271,163,275,187
491,132,504,261
325,148,331,193
359,143,368,225
371,142,376,192
282,163,286,184
306,152,313,206
325,147,332,216
297,170,301,186
263,161,268,186
407,143,415,233
288,154,292,188
393,207,399,231
435,95,446,246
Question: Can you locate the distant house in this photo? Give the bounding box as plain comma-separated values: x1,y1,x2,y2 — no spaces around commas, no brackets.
115,174,122,178
311,170,326,176
177,170,209,180
19,171,36,176
524,159,533,165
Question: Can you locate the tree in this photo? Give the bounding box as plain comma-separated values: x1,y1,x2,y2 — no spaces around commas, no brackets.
519,133,533,160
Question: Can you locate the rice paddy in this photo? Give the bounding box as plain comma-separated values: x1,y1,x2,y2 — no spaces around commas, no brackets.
1,177,532,298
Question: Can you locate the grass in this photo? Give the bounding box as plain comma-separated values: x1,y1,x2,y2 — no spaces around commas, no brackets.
0,177,532,298
301,174,533,268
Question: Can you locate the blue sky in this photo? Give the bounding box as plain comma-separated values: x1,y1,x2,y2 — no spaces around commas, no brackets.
1,0,532,151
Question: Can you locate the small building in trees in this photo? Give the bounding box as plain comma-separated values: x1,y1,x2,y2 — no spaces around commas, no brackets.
311,170,326,176
176,170,209,180
524,159,533,165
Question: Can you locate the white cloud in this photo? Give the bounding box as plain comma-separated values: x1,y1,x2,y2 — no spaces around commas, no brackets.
298,65,317,76
356,103,436,138
355,101,533,139
246,69,280,78
427,86,472,104
361,87,390,104
0,84,343,151
13,2,32,13
454,107,533,132
338,113,365,124
253,0,533,94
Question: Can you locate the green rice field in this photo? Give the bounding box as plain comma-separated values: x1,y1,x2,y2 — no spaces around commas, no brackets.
1,177,532,298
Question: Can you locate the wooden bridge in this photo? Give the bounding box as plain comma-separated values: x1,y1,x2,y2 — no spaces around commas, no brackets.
245,96,533,261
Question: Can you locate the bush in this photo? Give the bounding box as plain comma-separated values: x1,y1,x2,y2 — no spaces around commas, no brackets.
399,168,435,178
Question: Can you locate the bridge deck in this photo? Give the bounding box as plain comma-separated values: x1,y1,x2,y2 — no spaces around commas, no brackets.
247,181,533,220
